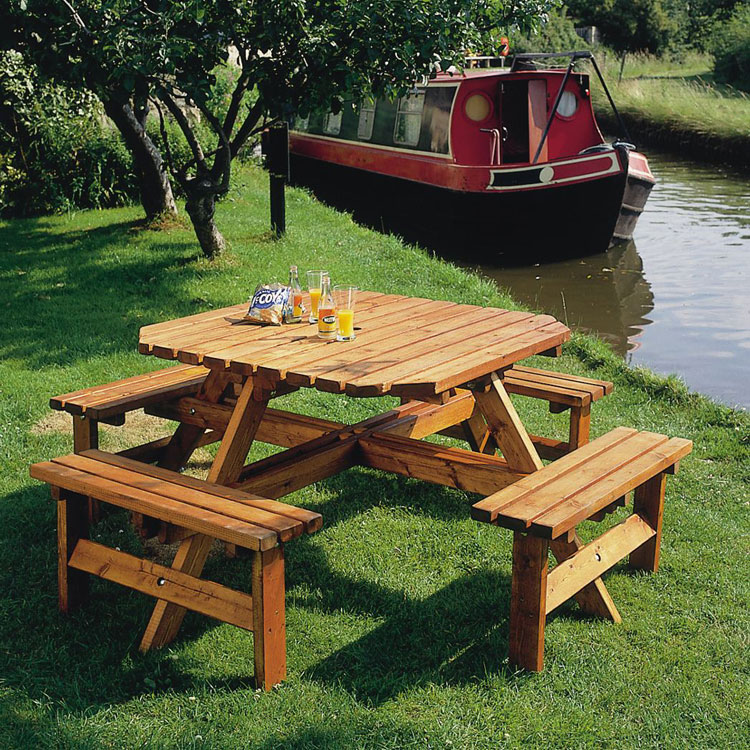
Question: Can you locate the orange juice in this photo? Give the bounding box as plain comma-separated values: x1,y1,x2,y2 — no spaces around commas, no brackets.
309,288,322,321
337,309,355,340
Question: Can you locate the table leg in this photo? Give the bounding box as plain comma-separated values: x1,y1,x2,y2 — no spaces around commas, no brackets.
461,403,497,455
473,371,543,473
140,377,271,652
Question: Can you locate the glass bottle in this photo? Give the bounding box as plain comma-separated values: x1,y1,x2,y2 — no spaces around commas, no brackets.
287,265,303,323
317,273,337,340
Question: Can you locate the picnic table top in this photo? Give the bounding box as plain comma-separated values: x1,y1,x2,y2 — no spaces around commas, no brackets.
139,291,570,400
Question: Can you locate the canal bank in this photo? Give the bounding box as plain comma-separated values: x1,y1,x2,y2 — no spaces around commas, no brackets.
2,164,748,747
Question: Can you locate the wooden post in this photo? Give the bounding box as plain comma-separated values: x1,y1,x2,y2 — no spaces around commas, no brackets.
568,402,591,450
264,122,289,237
57,490,89,613
629,473,667,572
73,416,100,522
252,546,287,690
508,532,548,672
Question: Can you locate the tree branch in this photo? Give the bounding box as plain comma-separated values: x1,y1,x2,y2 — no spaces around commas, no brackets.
222,72,250,137
230,97,265,157
151,96,188,190
159,88,206,172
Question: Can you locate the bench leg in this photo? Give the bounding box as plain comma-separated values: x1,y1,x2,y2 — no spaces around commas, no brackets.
73,416,101,523
550,533,621,622
57,490,89,613
629,473,667,573
252,546,286,691
141,378,270,649
568,403,591,450
140,534,215,651
509,532,548,672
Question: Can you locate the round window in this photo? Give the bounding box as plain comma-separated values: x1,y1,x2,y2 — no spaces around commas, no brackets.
464,93,492,122
557,90,578,118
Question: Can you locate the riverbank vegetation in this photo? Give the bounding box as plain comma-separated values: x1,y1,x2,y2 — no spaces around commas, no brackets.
1,167,748,748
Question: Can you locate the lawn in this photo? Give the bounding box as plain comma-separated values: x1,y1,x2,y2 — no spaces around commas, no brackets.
1,167,748,748
591,52,750,167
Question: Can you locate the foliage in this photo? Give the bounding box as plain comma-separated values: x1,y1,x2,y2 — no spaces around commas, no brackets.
0,51,137,215
712,2,750,90
511,6,586,54
566,0,679,54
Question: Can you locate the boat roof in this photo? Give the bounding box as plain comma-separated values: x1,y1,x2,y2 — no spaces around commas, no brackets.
431,66,573,83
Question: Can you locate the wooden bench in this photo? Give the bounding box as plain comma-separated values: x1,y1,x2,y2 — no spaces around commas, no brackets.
471,426,692,672
503,365,613,458
29,449,322,690
49,364,213,452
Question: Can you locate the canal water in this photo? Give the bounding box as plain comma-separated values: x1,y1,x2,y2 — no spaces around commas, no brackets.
463,151,750,409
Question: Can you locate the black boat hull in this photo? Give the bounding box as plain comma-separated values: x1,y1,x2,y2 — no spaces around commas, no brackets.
290,153,630,265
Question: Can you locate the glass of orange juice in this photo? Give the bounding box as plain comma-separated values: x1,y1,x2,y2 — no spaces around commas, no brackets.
333,285,358,341
306,270,329,323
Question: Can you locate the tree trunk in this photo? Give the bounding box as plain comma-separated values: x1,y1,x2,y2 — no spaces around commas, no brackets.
103,98,178,221
185,188,226,258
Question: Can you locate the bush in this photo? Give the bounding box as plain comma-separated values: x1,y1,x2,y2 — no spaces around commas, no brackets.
712,3,750,91
512,7,587,55
0,51,139,216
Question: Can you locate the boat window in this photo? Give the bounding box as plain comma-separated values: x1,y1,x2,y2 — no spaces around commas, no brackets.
323,110,343,135
464,92,492,122
394,91,425,146
295,114,309,131
556,90,578,118
357,99,377,140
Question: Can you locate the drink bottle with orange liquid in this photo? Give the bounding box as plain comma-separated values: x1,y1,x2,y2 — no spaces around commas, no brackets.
317,274,337,340
286,265,303,323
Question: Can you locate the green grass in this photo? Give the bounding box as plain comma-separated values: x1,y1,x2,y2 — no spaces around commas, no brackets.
1,167,749,749
591,52,750,162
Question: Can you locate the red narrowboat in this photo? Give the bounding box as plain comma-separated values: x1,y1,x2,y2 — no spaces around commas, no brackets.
289,51,655,263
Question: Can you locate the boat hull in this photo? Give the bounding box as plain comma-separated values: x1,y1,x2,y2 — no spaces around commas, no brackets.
290,152,630,265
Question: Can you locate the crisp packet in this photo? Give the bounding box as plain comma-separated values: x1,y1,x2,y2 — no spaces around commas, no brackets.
245,283,291,325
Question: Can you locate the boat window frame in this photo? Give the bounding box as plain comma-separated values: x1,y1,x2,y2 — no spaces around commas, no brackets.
462,91,494,124
357,99,377,140
295,114,310,132
393,89,426,147
323,110,343,135
554,89,579,120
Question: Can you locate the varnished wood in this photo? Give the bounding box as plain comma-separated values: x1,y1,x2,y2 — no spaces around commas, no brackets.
139,295,570,398
546,515,654,614
70,540,255,630
550,532,621,622
474,371,544,474
629,472,667,572
57,490,89,613
252,546,287,690
509,533,548,672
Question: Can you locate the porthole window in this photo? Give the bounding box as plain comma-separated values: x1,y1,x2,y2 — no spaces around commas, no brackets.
464,92,492,122
556,90,578,118
394,90,425,146
323,110,342,135
357,99,376,140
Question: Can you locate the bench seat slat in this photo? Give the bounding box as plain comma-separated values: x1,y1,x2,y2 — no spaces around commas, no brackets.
472,429,692,539
529,437,692,537
472,427,638,523
30,461,278,551
509,365,613,397
51,454,304,542
83,449,322,534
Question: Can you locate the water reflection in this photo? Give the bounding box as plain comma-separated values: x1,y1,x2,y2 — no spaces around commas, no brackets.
470,151,750,408
464,241,654,357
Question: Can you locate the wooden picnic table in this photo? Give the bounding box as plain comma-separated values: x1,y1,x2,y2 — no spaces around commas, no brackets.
135,291,570,660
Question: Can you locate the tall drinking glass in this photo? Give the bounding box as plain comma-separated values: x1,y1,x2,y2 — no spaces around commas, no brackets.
306,270,329,323
333,285,358,341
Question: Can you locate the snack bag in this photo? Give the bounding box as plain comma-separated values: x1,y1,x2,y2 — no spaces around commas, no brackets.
245,283,291,325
